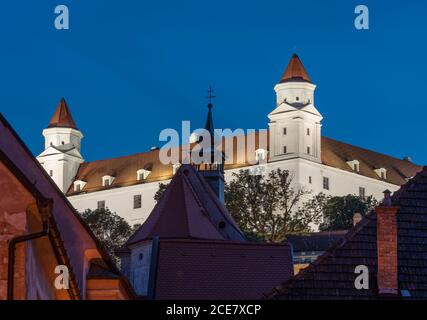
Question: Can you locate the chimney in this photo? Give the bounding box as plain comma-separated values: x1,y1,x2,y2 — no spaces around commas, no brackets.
375,190,399,296
353,212,362,226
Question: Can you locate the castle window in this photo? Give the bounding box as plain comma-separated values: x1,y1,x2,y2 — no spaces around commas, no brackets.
323,177,330,190
133,195,142,209
49,170,53,177
137,169,151,181
73,180,87,192
283,146,287,154
283,128,287,135
102,175,115,187
374,168,387,180
307,128,310,136
307,146,310,154
359,187,366,198
97,201,105,210
255,149,267,163
347,160,360,173
309,176,312,184
296,97,299,101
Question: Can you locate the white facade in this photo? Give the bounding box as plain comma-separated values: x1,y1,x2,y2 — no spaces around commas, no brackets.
67,156,399,226
39,58,411,227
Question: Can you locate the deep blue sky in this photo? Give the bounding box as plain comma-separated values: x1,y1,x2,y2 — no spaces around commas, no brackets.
1,1,426,164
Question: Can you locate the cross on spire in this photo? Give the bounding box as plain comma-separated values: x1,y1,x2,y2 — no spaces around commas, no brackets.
206,85,215,106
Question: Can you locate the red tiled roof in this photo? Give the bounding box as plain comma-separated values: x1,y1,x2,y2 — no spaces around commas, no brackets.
152,239,293,300
67,132,422,196
48,97,78,129
280,53,311,83
268,166,427,300
125,164,245,245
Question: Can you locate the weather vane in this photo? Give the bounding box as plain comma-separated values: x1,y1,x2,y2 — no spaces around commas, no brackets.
206,85,215,105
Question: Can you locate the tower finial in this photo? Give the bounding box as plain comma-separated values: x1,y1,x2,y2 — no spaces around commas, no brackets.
206,85,215,106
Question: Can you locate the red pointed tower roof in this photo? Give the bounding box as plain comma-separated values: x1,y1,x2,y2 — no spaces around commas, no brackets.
48,98,78,129
279,53,311,83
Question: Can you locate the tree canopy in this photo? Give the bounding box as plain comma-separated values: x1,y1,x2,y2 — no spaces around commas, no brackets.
80,208,137,264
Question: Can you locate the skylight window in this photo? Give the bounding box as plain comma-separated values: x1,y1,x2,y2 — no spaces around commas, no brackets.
374,168,387,180
102,175,115,187
347,160,360,172
73,180,87,192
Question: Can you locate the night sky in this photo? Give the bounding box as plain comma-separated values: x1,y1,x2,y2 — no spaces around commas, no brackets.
1,1,426,164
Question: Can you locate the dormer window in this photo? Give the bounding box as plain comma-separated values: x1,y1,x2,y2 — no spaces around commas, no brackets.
102,175,115,187
73,180,87,192
172,163,181,175
255,149,268,163
374,168,387,180
347,160,360,172
137,169,151,181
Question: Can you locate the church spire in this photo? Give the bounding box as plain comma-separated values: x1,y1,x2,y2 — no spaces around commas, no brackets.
197,86,225,203
48,97,78,129
204,86,215,156
279,53,311,83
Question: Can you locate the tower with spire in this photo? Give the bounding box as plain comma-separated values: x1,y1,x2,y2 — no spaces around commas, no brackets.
268,53,323,163
195,86,226,203
37,98,84,192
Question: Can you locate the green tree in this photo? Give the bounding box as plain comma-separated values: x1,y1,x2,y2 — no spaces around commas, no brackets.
80,208,136,264
225,169,321,242
154,182,169,202
319,194,378,231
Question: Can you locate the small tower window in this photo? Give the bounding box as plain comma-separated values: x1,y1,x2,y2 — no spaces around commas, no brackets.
283,146,287,154
309,176,312,184
296,97,299,101
283,128,287,135
49,170,53,177
307,128,310,136
307,146,310,154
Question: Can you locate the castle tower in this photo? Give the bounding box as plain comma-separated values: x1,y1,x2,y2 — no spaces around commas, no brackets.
268,54,323,163
37,98,84,192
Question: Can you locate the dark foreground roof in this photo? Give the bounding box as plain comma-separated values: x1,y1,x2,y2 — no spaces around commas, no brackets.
286,230,348,253
269,166,427,300
152,239,293,300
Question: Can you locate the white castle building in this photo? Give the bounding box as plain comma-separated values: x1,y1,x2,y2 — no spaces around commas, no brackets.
37,54,422,225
